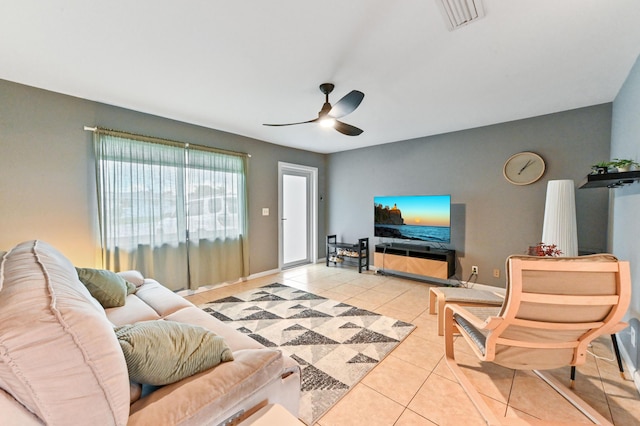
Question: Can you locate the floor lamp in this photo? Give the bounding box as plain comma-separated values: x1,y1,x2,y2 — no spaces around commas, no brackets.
541,179,578,257
542,180,626,386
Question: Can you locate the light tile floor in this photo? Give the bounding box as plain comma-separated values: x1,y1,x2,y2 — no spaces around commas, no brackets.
183,263,640,425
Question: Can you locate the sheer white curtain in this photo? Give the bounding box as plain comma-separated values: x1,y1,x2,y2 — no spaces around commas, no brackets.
94,130,248,291
186,148,249,287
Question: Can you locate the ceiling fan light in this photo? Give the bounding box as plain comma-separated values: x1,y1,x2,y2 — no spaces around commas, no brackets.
319,117,336,128
435,0,485,31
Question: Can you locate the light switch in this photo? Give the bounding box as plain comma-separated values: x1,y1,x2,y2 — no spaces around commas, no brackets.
262,208,269,216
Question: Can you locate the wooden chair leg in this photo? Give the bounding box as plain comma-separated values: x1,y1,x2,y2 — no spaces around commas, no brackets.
428,287,437,315
571,334,624,389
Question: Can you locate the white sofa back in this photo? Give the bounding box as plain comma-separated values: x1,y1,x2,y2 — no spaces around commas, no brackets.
0,240,130,425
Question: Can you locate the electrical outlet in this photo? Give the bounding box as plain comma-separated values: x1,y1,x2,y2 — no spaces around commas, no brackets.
493,269,500,278
471,265,478,275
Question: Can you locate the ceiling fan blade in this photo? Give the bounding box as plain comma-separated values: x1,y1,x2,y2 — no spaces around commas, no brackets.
334,120,363,136
329,90,364,118
263,118,318,127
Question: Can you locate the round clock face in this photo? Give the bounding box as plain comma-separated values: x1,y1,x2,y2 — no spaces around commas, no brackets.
503,152,545,185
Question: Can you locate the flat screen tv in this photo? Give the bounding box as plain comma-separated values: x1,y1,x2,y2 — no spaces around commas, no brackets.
374,195,451,243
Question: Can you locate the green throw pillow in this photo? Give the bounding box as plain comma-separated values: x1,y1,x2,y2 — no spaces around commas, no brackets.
114,320,234,386
76,267,136,308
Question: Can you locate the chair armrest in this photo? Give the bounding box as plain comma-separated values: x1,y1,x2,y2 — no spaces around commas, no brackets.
611,322,628,334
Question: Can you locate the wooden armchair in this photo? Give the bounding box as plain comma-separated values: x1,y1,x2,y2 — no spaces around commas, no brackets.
444,254,631,425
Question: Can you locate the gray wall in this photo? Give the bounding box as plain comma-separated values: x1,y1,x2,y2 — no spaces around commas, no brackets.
327,104,612,287
0,79,326,274
611,53,640,382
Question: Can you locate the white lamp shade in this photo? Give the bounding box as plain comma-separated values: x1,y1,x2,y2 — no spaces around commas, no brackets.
541,179,578,257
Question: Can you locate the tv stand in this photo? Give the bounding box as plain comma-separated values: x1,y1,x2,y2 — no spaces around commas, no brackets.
374,243,455,280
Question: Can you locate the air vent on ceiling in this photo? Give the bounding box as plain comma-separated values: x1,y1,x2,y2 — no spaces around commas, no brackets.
435,0,485,31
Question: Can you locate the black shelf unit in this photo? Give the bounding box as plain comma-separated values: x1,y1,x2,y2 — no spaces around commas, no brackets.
579,170,640,189
375,243,456,279
326,235,369,273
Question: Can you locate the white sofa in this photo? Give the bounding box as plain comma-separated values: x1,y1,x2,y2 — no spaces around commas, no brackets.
0,240,301,425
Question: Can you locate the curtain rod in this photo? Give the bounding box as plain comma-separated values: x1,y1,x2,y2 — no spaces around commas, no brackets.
84,126,251,158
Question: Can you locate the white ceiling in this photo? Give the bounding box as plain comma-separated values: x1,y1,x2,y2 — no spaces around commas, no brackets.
2,1,640,154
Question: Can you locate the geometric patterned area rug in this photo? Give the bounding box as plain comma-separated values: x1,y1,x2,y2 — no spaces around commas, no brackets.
199,283,415,425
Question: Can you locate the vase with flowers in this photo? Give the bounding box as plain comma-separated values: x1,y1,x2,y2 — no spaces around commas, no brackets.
528,243,563,257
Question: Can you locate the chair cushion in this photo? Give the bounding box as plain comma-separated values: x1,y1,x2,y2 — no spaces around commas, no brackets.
435,287,503,304
454,313,488,355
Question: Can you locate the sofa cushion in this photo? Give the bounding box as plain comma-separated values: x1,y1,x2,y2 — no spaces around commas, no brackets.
115,320,234,386
132,279,195,317
0,240,130,425
106,294,163,325
76,267,137,308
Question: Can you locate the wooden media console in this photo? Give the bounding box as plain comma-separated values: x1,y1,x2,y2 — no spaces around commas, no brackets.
374,243,455,280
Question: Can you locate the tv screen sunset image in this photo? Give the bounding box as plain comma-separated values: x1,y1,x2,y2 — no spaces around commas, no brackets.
374,195,450,243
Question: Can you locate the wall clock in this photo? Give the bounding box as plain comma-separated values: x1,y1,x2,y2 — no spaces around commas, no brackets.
503,152,546,185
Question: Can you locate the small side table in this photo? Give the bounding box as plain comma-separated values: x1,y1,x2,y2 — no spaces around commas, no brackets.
429,286,504,336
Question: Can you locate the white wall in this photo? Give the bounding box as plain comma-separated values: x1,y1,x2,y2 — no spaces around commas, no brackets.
611,53,640,382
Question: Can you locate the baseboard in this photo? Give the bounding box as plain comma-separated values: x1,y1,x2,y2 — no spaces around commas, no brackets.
246,268,280,280
176,268,281,296
247,259,326,279
372,266,506,294
618,339,640,394
183,263,504,297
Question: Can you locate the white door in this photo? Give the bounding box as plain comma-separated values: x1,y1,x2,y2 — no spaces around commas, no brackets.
279,162,317,269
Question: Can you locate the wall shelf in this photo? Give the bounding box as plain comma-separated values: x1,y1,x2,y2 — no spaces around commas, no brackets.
579,170,640,189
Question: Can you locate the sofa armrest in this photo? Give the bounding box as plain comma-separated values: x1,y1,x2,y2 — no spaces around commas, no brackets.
128,349,290,426
117,270,145,287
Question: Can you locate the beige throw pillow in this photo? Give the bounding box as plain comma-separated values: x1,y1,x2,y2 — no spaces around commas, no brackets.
115,320,234,386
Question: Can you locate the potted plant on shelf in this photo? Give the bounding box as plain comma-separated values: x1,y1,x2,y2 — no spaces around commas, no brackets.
611,158,639,172
591,161,613,175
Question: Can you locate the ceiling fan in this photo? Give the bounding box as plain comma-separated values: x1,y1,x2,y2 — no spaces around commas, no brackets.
263,83,365,136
